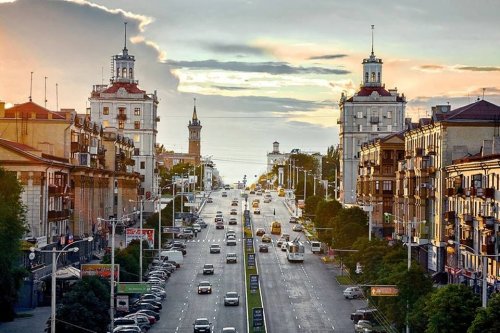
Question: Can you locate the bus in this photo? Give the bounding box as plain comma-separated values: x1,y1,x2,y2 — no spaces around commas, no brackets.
286,241,305,262
278,188,285,197
271,221,281,235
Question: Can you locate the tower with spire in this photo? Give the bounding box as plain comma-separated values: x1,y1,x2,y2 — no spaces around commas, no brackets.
188,98,202,163
337,25,406,204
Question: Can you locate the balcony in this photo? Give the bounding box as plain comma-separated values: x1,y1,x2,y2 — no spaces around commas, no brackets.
479,216,496,230
382,158,394,165
370,116,380,124
462,214,473,228
117,113,127,121
482,243,495,255
461,238,473,249
426,145,436,155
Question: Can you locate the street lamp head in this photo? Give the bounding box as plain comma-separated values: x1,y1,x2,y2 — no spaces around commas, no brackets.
71,247,79,252
85,236,94,242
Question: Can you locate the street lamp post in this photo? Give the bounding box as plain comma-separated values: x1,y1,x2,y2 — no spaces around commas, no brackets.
31,236,93,333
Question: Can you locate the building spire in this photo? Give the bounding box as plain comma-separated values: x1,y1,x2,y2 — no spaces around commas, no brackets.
192,97,198,121
123,22,128,53
371,24,375,56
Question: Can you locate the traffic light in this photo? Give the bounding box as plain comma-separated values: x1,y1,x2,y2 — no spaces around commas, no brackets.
384,213,391,223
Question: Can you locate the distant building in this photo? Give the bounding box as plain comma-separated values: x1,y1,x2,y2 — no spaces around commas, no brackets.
159,104,202,169
338,33,406,204
88,27,159,211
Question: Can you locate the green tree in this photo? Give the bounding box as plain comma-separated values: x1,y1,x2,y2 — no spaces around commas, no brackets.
53,276,110,332
0,168,27,322
331,206,368,248
322,145,340,183
304,195,323,216
315,200,342,228
468,292,500,333
425,284,480,333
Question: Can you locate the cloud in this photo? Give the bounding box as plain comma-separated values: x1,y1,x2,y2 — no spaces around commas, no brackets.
456,66,500,72
203,42,265,56
212,86,253,91
166,59,350,75
308,54,347,60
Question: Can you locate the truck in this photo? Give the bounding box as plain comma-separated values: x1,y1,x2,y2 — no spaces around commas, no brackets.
159,250,184,266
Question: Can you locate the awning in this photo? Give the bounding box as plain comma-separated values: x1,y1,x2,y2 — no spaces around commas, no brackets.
55,266,80,280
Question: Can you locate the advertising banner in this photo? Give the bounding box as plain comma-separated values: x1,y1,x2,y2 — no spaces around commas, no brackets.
116,295,129,312
117,283,151,294
246,237,254,251
370,286,399,297
247,253,256,268
249,274,259,292
81,264,119,280
125,228,155,247
252,307,264,327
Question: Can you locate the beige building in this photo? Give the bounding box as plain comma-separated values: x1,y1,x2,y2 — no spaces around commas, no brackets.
358,132,405,237
400,100,500,272
444,143,499,286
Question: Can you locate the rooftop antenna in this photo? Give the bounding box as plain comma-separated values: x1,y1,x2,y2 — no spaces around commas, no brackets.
482,88,486,100
44,76,48,108
56,83,59,111
29,71,33,102
371,24,375,56
123,22,128,52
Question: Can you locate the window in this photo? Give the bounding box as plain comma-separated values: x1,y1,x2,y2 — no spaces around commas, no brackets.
140,161,145,169
129,68,133,79
102,120,109,127
103,107,109,115
118,120,125,129
472,174,482,188
372,124,378,131
377,72,381,82
387,111,392,119
365,72,369,83
358,125,363,132
357,111,363,119
383,181,392,191
134,121,140,129
134,135,140,142
134,148,140,156
387,125,392,132
134,107,141,116
371,72,376,82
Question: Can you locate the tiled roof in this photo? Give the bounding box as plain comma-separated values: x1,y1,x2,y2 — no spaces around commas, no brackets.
0,138,40,152
101,82,145,94
345,86,404,102
436,100,500,121
6,101,66,119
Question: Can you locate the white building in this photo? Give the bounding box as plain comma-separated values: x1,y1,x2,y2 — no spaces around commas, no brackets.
338,37,406,204
89,28,159,212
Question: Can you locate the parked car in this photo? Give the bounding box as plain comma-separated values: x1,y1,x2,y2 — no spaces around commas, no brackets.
203,264,214,275
192,223,202,232
178,229,194,239
223,291,240,306
344,286,364,299
289,216,298,223
210,244,221,253
197,220,208,228
292,224,303,232
113,325,141,333
198,281,212,294
193,318,212,333
135,309,160,321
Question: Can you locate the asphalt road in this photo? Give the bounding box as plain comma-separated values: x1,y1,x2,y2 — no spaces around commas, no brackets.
149,189,247,333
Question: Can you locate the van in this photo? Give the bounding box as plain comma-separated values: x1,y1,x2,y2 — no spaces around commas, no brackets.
311,241,321,254
159,250,183,266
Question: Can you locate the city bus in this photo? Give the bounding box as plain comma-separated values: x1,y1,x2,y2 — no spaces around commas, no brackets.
271,221,281,235
286,241,305,262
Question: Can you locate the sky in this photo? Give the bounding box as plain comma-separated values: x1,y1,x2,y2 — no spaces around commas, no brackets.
1,0,500,184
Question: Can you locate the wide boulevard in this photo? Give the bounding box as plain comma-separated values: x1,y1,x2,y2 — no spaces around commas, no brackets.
149,189,364,333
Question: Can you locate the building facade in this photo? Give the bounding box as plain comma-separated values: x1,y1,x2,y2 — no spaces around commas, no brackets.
89,37,159,210
338,46,406,204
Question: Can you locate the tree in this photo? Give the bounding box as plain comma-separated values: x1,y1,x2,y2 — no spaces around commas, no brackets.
314,200,342,228
304,195,323,216
331,206,368,248
424,284,480,333
0,168,27,322
322,145,340,183
468,292,500,333
52,276,110,332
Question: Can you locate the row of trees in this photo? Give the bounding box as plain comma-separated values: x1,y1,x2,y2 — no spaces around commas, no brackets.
305,196,500,332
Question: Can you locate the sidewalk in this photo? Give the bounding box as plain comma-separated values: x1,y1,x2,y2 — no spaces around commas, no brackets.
0,306,50,333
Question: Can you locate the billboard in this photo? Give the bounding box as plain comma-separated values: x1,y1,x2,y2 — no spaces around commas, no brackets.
117,283,151,294
81,264,119,280
370,286,399,297
125,228,155,248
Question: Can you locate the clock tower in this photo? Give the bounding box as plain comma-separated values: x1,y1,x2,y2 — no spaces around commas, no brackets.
188,100,202,164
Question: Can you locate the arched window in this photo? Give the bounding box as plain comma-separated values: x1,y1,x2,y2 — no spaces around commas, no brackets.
377,72,381,82
116,68,120,78
129,68,133,79
122,68,127,78
371,72,376,82
365,72,369,83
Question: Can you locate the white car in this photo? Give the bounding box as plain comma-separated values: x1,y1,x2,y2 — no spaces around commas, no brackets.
192,223,202,232
226,237,237,246
344,286,364,299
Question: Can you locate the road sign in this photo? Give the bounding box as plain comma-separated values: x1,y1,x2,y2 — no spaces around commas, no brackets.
247,253,255,268
252,307,264,327
162,226,181,234
370,286,399,296
183,202,196,207
116,295,129,312
249,274,259,292
246,237,254,251
117,283,151,294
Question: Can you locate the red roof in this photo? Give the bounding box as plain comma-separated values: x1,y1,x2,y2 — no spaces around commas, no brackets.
0,138,40,152
6,101,66,119
101,82,145,94
436,100,500,121
346,86,404,102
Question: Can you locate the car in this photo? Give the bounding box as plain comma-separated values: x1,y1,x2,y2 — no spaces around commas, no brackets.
165,245,186,255
203,264,214,275
230,208,237,215
123,314,153,329
261,234,271,243
114,318,137,327
228,217,237,225
344,286,364,299
231,200,238,206
226,253,237,263
292,224,303,232
255,228,265,236
225,230,236,238
197,220,208,228
197,281,212,294
281,233,290,241
210,244,221,253
206,197,213,203
132,302,160,312
276,238,286,247
256,190,262,196
216,221,225,229
263,197,271,203
193,318,212,333
178,229,194,239
113,325,141,333
222,192,228,197
135,299,162,309
249,190,255,194
192,223,202,232
258,244,269,253
226,237,237,246
354,320,374,333
281,243,287,251
135,309,160,321
253,208,260,214
140,294,162,302
223,291,240,306
289,216,298,223
215,216,223,223
221,328,238,333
